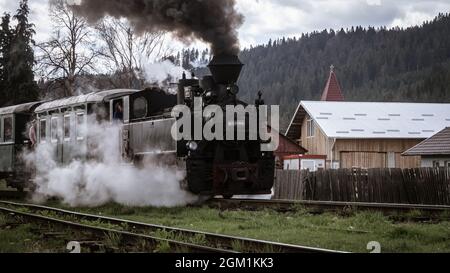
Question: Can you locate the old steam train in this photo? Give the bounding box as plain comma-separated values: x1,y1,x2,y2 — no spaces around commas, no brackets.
0,54,275,198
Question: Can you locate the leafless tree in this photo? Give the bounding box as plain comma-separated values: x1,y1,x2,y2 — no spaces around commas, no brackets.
36,0,100,97
96,17,171,89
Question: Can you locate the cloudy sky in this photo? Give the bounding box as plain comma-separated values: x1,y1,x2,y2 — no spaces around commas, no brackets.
0,0,449,49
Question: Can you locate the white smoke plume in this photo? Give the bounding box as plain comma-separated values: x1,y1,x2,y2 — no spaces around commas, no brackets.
24,116,198,207
142,59,188,87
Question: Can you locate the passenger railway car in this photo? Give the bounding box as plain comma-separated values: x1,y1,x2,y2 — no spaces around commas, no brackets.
0,102,42,191
34,89,137,163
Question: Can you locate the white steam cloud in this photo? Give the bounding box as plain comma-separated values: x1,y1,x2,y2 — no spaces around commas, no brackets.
142,59,188,87
24,117,198,207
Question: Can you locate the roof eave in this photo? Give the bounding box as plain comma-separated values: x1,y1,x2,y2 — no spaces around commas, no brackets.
285,101,303,137
403,152,450,156
35,89,138,113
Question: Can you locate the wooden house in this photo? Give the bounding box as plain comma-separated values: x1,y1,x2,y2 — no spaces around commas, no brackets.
285,101,450,169
285,66,450,169
403,127,450,168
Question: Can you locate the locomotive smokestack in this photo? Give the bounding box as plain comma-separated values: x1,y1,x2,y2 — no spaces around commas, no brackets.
208,55,244,84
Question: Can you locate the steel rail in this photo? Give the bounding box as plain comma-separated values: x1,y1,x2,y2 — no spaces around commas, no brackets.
211,198,450,214
0,204,235,253
0,200,345,253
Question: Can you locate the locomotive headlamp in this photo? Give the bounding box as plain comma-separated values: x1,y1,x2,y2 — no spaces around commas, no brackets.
205,91,213,99
187,141,198,151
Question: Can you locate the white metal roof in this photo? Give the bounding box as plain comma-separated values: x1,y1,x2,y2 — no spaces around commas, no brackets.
0,101,42,115
287,101,450,139
35,89,138,113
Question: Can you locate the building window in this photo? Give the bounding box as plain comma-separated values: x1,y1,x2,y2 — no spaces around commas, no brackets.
40,119,47,143
51,117,59,143
3,116,13,143
64,115,71,141
307,118,315,137
76,113,85,140
387,152,396,168
332,161,340,170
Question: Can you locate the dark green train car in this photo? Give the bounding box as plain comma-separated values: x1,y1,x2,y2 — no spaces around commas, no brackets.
0,102,42,191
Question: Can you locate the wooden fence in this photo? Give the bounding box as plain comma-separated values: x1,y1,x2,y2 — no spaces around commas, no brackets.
273,168,450,205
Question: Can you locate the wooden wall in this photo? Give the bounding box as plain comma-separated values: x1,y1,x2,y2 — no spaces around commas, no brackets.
297,116,422,169
395,153,422,169
340,152,386,169
299,114,330,156
335,139,421,168
334,139,422,154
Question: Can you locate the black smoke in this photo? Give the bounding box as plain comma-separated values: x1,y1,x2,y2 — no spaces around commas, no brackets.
71,0,244,55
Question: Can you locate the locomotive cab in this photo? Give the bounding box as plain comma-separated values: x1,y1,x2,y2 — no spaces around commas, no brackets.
120,88,178,164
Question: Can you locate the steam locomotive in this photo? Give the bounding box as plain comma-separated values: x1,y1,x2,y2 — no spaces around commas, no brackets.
0,55,275,198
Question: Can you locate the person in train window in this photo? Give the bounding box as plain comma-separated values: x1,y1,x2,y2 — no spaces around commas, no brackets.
29,119,37,147
113,102,123,121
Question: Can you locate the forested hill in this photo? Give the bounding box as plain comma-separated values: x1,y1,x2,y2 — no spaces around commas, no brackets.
236,13,450,130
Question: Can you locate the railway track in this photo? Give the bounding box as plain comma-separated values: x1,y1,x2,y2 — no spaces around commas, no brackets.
0,200,344,253
0,202,233,253
210,199,450,218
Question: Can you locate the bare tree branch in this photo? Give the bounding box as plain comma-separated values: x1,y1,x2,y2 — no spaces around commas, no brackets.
36,0,99,97
95,17,168,89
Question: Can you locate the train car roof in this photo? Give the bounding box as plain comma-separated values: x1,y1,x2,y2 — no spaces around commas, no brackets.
35,89,138,113
0,101,43,115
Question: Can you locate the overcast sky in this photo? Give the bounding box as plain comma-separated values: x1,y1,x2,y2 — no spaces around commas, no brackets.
1,0,449,49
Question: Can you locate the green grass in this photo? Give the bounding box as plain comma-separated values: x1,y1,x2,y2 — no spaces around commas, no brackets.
0,214,67,253
41,202,450,253
103,232,122,249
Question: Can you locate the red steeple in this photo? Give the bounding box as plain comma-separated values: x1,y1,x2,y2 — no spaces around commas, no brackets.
321,65,344,101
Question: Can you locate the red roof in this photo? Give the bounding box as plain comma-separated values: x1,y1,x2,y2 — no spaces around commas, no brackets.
321,65,344,101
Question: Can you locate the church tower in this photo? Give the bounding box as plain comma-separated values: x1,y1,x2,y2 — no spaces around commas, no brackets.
321,65,345,101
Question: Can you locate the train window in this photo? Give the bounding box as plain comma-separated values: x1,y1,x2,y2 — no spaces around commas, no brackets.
40,119,47,143
76,113,85,140
51,117,59,143
3,117,13,143
113,100,124,121
64,115,71,141
133,97,148,119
